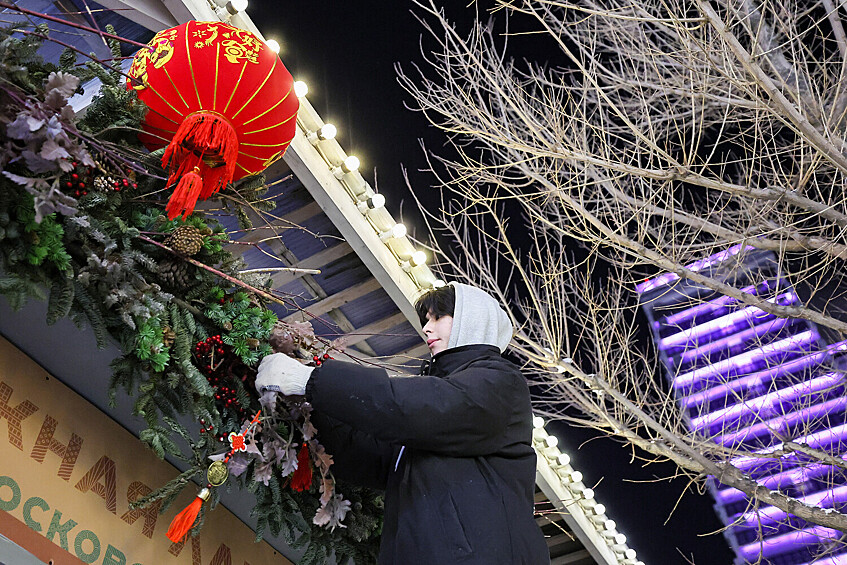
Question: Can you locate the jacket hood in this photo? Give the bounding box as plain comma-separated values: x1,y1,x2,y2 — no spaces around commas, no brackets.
446,282,513,353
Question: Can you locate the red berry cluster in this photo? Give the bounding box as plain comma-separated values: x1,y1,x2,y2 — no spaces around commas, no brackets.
62,162,92,198
194,334,226,375
61,162,140,198
312,352,333,367
199,418,214,435
194,335,249,419
110,176,137,192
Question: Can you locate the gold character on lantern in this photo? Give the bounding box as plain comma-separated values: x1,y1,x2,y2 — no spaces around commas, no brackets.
128,29,177,90
220,30,261,65
192,24,219,49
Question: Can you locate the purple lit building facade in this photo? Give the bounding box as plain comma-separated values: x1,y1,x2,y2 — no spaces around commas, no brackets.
638,245,847,565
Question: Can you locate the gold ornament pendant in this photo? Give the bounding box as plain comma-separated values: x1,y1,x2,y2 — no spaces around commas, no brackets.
207,460,229,487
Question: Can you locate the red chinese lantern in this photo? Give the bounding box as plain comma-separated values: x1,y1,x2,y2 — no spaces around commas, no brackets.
128,21,299,219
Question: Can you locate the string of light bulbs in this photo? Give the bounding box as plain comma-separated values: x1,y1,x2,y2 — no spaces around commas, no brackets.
533,415,644,565
290,79,443,290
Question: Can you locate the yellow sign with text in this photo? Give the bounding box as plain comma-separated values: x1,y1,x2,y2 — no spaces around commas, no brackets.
0,336,292,565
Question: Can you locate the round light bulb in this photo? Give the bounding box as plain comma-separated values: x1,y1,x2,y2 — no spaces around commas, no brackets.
358,193,386,214
380,223,407,242
265,39,280,54
391,224,407,239
625,549,637,560
343,155,360,173
229,0,248,12
543,435,558,448
411,251,427,267
614,533,626,545
594,503,606,515
582,488,594,500
555,453,570,467
319,123,337,140
569,471,583,483
532,416,545,429
293,81,308,98
369,193,385,209
433,279,446,288
603,519,616,531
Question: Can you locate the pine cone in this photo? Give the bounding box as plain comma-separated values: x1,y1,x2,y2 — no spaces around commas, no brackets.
158,258,192,287
166,225,204,256
93,176,111,191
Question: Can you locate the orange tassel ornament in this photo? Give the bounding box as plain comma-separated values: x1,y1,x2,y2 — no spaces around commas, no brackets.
166,487,210,543
161,413,260,543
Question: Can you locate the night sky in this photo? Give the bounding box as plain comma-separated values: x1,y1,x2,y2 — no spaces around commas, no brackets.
252,2,734,563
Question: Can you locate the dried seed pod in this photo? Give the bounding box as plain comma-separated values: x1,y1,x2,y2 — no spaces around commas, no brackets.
269,322,296,354
162,326,177,347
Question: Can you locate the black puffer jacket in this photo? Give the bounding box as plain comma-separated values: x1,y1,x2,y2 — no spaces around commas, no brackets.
306,344,550,565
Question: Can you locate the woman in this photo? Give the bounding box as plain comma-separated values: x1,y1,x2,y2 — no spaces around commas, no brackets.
255,282,550,564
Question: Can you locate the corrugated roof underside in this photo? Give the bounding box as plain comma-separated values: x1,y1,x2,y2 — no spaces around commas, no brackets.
212,166,423,362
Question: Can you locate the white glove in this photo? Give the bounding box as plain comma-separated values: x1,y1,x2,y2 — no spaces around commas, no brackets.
255,353,314,396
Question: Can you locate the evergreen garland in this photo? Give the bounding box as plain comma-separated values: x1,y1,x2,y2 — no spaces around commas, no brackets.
0,24,382,563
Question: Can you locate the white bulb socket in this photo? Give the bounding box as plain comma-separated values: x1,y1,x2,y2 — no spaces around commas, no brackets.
554,453,570,467
357,193,385,213
379,223,407,242
307,124,337,146
333,156,360,178
566,471,583,483
293,81,308,98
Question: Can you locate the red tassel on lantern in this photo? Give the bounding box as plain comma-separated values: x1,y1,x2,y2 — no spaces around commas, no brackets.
162,111,238,220
166,487,210,543
165,166,203,220
290,444,313,492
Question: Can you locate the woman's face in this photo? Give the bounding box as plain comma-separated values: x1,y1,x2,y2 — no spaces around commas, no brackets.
423,311,453,356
